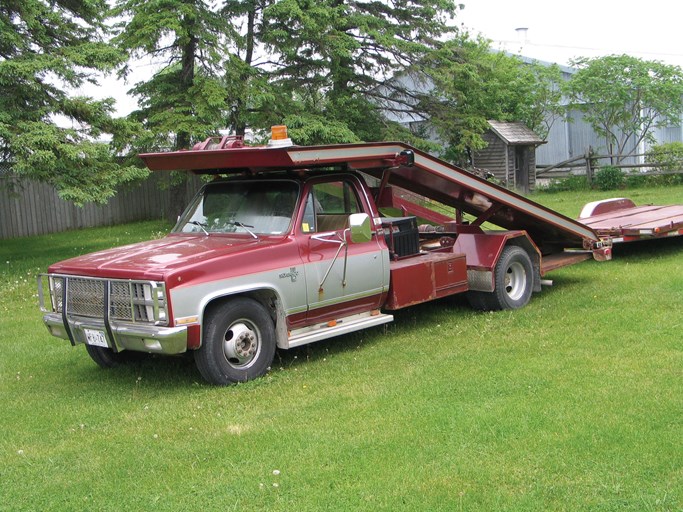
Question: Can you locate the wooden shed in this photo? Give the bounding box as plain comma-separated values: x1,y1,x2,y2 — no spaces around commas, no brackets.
471,121,546,193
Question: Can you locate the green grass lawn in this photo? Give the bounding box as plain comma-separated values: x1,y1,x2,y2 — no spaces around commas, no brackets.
1,188,682,511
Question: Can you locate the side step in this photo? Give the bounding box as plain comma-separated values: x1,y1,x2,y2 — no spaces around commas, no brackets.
287,310,393,349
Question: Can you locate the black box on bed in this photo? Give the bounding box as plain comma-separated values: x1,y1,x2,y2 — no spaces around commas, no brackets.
381,216,420,258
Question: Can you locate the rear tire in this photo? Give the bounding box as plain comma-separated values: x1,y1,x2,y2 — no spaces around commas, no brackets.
194,297,276,385
467,245,534,311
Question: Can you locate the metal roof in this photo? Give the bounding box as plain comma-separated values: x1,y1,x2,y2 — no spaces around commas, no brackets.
487,121,546,146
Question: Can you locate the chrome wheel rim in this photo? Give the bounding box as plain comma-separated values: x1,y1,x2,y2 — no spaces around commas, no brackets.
223,319,261,369
504,261,527,301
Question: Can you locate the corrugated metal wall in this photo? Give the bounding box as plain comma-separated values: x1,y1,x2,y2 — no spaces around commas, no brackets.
536,118,569,164
652,125,683,145
0,173,203,239
536,108,674,166
536,110,606,165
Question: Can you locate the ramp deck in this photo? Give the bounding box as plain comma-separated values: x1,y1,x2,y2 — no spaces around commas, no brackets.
141,141,601,257
579,199,683,243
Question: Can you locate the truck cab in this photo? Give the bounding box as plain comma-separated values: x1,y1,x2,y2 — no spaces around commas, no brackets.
40,171,396,384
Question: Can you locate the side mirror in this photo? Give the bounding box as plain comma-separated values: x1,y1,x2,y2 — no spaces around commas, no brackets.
348,213,372,243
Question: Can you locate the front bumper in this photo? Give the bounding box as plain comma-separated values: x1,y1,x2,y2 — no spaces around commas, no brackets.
43,313,188,355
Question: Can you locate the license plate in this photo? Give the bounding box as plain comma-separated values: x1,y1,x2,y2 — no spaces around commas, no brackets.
84,329,108,348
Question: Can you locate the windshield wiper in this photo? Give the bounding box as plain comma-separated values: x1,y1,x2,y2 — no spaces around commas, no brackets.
188,219,258,239
231,221,258,240
189,220,209,235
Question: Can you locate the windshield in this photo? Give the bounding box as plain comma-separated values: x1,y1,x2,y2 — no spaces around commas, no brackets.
174,180,300,235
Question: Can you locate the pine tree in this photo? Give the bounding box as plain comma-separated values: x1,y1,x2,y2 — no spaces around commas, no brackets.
113,0,228,150
0,0,146,204
113,0,230,216
260,0,461,143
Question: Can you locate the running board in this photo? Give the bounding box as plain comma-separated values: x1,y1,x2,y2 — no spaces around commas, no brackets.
287,311,393,349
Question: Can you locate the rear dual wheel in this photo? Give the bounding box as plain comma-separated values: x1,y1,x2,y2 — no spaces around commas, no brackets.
467,245,534,311
194,297,276,385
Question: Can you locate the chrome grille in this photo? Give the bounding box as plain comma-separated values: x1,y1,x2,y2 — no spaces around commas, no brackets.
69,278,106,317
41,275,168,325
111,281,133,319
131,283,151,322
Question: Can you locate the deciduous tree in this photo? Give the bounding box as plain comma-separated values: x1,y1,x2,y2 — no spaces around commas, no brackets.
424,36,564,164
565,54,683,163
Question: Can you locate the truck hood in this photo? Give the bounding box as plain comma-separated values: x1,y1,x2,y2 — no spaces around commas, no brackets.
47,234,274,280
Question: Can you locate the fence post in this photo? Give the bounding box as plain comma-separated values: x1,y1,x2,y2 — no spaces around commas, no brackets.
585,146,593,187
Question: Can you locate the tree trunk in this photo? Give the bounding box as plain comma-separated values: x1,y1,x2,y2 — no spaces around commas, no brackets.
233,2,256,137
168,173,188,223
167,27,198,222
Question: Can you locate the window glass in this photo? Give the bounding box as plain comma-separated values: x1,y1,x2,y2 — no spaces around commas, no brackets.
174,181,299,235
301,181,361,233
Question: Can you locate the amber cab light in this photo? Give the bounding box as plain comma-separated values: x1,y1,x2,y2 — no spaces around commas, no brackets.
267,125,294,147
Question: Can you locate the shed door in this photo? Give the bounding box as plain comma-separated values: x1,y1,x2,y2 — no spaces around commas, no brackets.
515,147,530,194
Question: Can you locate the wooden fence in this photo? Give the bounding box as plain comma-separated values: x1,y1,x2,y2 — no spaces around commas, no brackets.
0,173,202,240
536,148,683,184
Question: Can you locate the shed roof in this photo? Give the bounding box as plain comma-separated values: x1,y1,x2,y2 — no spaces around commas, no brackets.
487,121,546,146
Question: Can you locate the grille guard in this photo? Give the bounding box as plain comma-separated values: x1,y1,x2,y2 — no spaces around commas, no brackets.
38,274,169,326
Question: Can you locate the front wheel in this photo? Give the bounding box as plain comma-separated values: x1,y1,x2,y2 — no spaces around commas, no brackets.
85,345,146,368
467,245,534,311
194,297,276,385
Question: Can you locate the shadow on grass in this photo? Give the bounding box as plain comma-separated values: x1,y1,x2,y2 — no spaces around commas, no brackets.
72,280,597,388
609,235,683,260
274,295,474,367
534,272,587,300
66,297,471,389
75,352,202,390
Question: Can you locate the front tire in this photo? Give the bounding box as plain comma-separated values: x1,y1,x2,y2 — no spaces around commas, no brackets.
85,345,144,368
194,297,276,385
467,245,534,311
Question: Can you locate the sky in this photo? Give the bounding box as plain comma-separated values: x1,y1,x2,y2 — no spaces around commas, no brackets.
95,0,683,117
456,0,683,69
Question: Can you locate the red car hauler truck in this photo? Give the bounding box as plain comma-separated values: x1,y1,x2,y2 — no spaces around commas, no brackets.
38,128,653,385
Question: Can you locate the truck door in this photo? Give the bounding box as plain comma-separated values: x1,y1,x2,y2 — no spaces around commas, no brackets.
299,177,389,323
